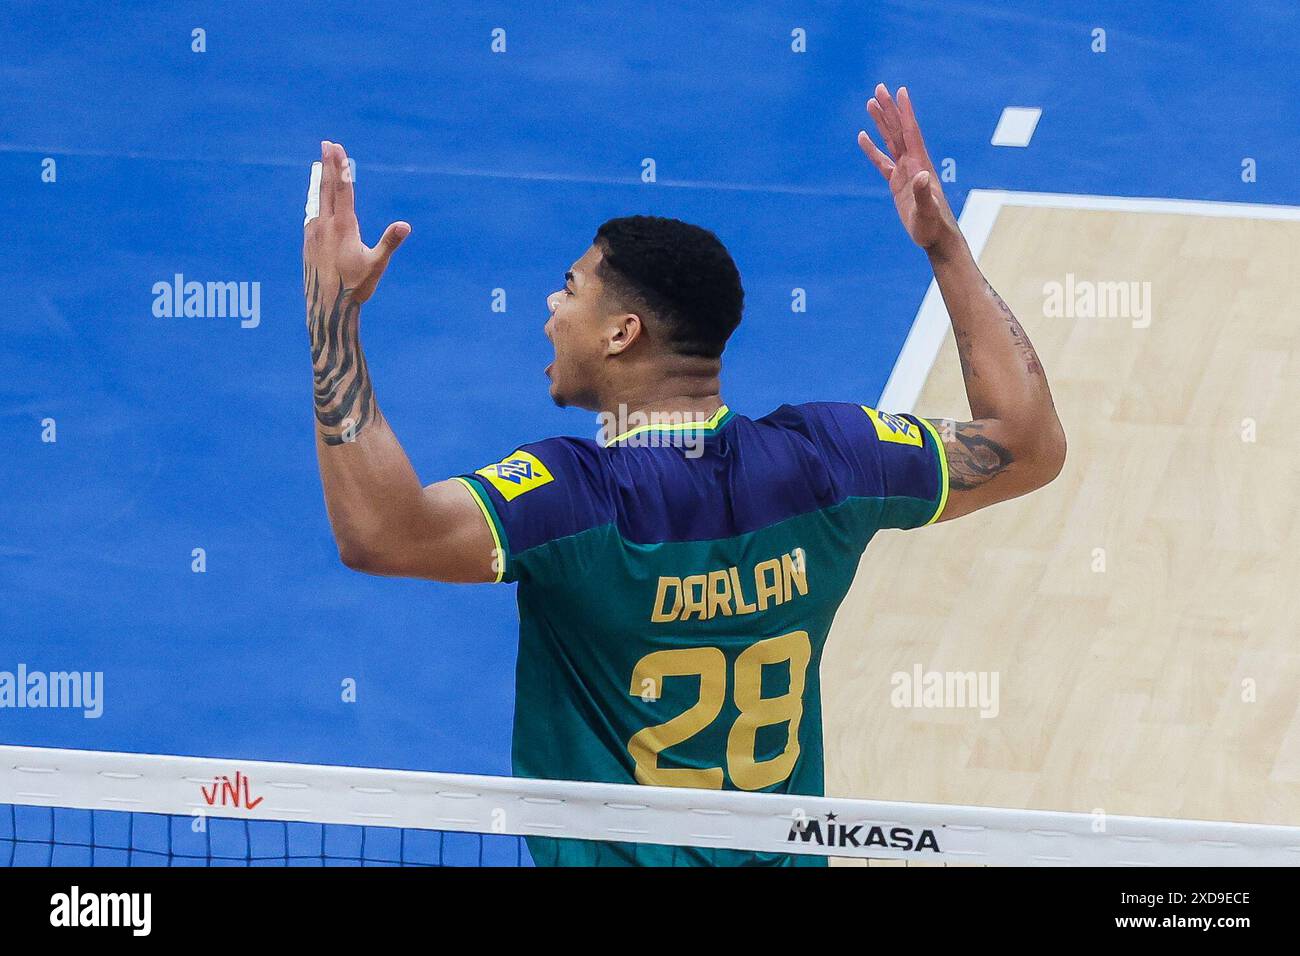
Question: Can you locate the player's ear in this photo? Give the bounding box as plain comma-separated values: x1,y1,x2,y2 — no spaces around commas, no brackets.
606,312,642,356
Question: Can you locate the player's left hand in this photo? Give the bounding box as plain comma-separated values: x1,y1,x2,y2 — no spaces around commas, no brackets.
856,85,960,254
303,141,410,307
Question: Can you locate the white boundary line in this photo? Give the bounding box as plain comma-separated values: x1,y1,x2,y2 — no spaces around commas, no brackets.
3,745,1300,865
877,188,1300,411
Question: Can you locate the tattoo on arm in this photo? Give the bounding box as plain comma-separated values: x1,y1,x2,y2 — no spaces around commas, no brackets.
305,266,379,445
939,419,1014,491
985,280,1043,377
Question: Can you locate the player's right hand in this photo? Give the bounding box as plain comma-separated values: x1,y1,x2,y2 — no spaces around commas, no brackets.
856,85,960,254
303,141,410,307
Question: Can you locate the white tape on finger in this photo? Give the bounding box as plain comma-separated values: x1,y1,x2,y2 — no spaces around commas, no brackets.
304,161,322,226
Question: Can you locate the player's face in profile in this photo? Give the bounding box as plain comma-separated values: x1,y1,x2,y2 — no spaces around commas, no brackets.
544,245,615,410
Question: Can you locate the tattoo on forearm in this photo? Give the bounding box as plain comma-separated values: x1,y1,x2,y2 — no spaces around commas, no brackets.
985,280,1043,376
940,420,1014,491
954,327,978,382
305,266,379,445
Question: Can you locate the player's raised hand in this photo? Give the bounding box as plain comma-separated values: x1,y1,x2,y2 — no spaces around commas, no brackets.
857,85,960,253
303,141,410,306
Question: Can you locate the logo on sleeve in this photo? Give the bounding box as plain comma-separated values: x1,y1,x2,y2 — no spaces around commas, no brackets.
475,449,555,501
861,407,923,447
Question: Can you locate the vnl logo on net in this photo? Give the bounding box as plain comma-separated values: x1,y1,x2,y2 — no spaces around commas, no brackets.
152,274,261,328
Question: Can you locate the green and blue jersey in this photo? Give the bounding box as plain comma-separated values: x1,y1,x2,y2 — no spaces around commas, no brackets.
458,402,948,866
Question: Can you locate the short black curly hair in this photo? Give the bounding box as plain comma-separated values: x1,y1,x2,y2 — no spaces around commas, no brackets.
593,216,744,359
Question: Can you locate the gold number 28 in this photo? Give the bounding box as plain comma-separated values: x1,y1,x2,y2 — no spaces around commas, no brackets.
626,630,811,791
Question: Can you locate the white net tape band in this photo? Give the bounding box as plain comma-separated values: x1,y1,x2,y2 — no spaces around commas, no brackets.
4,746,1299,866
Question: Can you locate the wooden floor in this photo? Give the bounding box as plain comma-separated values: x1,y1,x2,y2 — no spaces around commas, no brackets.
822,204,1300,845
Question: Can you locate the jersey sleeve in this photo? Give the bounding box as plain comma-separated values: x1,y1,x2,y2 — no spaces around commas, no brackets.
454,438,607,584
808,402,949,530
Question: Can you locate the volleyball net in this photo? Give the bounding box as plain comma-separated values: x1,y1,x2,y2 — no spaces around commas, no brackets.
3,745,1298,867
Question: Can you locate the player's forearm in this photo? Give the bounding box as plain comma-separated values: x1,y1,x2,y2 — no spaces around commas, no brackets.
926,230,1064,461
307,269,426,566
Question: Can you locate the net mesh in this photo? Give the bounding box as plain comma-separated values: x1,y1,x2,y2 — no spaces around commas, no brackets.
3,805,527,867
4,745,1299,867
2,804,988,867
